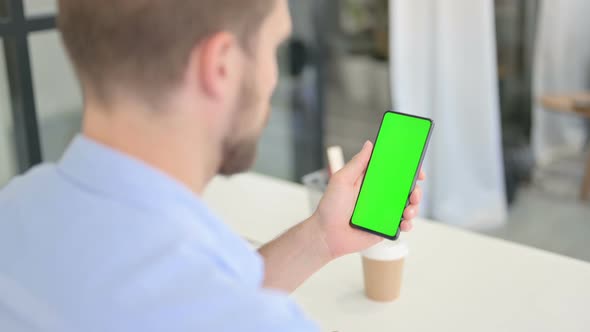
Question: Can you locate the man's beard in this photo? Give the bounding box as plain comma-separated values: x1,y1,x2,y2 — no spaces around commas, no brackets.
218,78,269,176
219,133,260,175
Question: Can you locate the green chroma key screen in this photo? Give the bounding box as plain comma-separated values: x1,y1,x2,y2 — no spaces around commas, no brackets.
351,112,433,239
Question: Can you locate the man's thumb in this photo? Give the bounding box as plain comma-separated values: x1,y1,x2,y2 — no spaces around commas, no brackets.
337,141,373,184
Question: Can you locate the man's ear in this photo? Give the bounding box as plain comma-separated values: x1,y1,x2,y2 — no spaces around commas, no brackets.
190,31,241,101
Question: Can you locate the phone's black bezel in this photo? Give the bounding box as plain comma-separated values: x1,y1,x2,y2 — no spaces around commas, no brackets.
349,110,435,240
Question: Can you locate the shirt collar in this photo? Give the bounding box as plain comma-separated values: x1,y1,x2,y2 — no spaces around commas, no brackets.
58,135,207,217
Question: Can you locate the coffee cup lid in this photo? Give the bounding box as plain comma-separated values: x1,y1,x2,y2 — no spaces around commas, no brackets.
361,239,409,261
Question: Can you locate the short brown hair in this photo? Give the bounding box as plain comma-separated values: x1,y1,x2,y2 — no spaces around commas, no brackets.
58,0,275,103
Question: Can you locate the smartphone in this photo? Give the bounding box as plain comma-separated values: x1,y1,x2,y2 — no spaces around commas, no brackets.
350,111,434,240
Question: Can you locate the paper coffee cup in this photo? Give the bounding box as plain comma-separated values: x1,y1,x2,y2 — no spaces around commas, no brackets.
361,240,409,302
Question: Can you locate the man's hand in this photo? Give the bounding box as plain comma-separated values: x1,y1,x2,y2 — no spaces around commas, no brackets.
313,141,425,259
259,141,425,292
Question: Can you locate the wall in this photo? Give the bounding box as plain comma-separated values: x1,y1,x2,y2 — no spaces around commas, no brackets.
24,0,57,17
0,42,18,186
29,30,83,162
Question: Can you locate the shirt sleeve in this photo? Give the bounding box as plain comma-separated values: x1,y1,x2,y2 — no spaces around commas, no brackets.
70,247,320,332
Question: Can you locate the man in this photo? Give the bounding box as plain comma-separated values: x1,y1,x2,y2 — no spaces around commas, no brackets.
0,1,424,331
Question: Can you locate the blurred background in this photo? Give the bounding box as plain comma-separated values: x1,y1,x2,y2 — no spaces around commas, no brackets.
1,1,589,261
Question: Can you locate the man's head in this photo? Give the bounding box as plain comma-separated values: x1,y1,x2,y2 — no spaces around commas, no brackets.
59,0,292,176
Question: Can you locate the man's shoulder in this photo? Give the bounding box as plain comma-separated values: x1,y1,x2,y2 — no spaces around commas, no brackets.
0,163,59,214
1,163,57,193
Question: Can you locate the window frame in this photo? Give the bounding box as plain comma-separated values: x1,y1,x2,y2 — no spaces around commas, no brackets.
0,0,56,171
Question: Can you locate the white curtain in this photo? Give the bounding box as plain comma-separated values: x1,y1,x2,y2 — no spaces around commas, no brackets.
390,0,507,229
532,0,590,166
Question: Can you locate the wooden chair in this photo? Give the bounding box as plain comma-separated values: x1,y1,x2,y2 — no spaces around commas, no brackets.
540,93,590,201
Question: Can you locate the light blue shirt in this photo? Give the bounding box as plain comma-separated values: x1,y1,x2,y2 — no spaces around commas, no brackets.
0,135,318,332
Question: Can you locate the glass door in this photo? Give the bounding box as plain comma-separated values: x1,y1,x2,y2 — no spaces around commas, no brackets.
253,0,324,181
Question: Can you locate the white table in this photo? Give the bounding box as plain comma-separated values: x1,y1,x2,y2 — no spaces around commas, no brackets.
203,173,590,332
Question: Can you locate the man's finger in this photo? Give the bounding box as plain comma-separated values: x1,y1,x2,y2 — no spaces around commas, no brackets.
337,141,373,184
403,205,418,220
418,170,426,181
400,220,413,232
410,186,422,204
